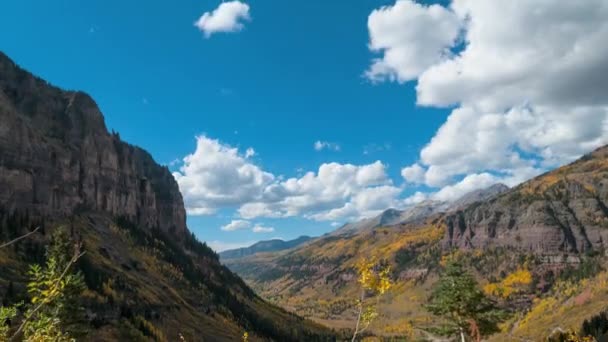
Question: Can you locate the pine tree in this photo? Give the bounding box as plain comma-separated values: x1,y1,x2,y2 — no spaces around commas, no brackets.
426,261,505,342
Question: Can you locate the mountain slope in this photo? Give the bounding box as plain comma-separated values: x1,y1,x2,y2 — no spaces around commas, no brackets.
445,149,608,253
226,149,608,338
220,236,313,260
0,52,334,341
447,183,509,211
332,200,448,236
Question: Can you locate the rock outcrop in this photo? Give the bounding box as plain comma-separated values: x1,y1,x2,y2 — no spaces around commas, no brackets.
0,52,186,235
445,147,608,253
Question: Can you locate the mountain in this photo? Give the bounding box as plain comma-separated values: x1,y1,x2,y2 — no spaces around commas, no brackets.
225,150,608,339
332,184,509,237
332,200,448,236
0,52,334,341
445,148,608,253
447,183,509,211
220,236,313,260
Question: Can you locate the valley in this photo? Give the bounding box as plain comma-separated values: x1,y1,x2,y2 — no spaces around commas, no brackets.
224,147,608,340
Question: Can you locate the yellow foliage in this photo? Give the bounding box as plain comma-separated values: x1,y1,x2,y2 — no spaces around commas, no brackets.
484,268,532,299
561,330,596,342
356,259,392,295
382,320,415,337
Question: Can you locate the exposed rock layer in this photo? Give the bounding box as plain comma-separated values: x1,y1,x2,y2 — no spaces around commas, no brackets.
445,147,608,253
0,52,186,235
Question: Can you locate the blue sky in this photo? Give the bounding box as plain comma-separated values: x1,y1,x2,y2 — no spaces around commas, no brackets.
3,0,607,251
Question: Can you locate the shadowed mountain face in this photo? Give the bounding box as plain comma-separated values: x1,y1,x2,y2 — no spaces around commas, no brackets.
220,236,313,260
0,52,334,341
0,52,186,236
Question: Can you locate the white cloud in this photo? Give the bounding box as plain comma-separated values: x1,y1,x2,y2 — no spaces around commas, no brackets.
238,160,400,221
252,225,275,233
245,147,256,158
368,0,608,193
173,136,274,215
194,1,251,38
314,140,341,152
366,0,461,82
403,191,428,205
401,163,425,184
416,0,608,109
432,173,498,202
175,136,404,222
221,219,251,231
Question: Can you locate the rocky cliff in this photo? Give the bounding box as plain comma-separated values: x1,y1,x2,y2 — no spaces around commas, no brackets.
445,147,608,253
0,52,186,235
0,52,334,341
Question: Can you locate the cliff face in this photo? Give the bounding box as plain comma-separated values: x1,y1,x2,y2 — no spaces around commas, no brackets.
0,52,334,341
444,146,608,253
0,52,186,235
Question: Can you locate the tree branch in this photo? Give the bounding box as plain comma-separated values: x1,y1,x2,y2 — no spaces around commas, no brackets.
0,227,40,249
9,250,85,341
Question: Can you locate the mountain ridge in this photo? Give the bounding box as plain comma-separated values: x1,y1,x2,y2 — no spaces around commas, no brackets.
220,235,313,260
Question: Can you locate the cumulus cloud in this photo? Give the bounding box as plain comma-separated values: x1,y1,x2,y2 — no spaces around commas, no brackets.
173,136,274,215
366,0,461,82
432,173,498,202
403,191,428,205
238,161,400,221
175,136,403,222
221,219,251,231
314,140,341,152
194,1,251,38
368,0,608,193
401,163,425,184
252,225,275,233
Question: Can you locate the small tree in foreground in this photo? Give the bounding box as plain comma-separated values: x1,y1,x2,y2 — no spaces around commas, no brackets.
351,258,392,341
426,261,505,342
0,226,85,341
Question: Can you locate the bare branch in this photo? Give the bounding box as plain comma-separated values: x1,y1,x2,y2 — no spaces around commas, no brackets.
0,227,40,249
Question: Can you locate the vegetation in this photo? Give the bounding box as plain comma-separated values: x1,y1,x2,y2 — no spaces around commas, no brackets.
426,261,506,342
0,226,86,341
483,268,533,299
351,258,392,341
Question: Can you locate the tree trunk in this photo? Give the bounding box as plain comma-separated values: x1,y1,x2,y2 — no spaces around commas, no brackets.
460,327,466,342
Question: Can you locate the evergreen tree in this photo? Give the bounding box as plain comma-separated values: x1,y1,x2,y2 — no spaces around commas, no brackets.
426,261,505,342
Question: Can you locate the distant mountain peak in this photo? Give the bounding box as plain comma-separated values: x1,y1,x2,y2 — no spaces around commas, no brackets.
448,183,510,211
219,235,313,260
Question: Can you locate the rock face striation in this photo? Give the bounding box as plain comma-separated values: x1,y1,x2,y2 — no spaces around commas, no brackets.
444,147,608,253
0,52,186,235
